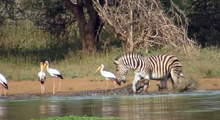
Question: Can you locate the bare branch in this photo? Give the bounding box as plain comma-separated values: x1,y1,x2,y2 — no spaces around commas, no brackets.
93,0,197,54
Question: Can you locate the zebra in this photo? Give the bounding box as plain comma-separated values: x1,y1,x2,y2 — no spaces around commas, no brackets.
114,53,184,93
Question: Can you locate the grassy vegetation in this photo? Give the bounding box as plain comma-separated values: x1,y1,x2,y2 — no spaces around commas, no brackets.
1,21,220,81
1,45,220,82
32,115,121,120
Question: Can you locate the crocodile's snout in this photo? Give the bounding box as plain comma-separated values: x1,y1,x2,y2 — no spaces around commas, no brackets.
135,80,150,92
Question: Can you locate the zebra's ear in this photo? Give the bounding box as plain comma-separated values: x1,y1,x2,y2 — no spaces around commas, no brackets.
114,60,120,65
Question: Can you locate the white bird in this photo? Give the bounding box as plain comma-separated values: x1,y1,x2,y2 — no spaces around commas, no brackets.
0,73,8,96
95,64,117,89
38,62,46,94
45,61,63,94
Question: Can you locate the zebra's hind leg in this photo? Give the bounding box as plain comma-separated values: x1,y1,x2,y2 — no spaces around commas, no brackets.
171,71,181,90
171,76,180,90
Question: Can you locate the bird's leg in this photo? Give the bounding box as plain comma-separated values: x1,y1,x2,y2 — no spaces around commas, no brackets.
53,78,55,94
41,84,42,94
42,84,45,94
58,80,61,93
106,79,109,89
1,85,3,96
113,80,117,88
1,85,5,96
3,88,6,97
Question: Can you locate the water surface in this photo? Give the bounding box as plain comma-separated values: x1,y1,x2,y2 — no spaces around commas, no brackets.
0,90,220,120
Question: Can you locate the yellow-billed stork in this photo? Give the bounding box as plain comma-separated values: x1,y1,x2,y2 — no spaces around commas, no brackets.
45,61,63,94
0,73,8,96
38,62,46,94
95,64,117,89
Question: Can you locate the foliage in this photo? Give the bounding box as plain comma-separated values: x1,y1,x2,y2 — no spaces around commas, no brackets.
32,115,121,120
161,0,190,11
162,0,220,47
0,0,75,42
187,0,220,47
0,0,29,24
0,19,82,63
98,26,123,52
30,0,75,42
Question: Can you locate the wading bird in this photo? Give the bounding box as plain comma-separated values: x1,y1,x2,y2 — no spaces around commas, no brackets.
96,64,117,89
0,73,8,96
45,61,63,94
38,62,46,94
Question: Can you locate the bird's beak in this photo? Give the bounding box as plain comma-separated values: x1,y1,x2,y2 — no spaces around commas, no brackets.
95,66,101,73
43,63,46,68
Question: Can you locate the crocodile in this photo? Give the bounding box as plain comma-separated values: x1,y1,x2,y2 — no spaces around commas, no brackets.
4,80,149,99
70,80,150,96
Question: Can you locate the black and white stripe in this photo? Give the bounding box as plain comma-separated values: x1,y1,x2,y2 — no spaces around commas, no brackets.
114,53,183,93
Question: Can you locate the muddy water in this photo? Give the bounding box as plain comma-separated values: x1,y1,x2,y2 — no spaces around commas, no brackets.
0,90,220,120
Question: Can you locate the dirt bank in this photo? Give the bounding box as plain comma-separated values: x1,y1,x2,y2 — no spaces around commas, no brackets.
5,77,220,96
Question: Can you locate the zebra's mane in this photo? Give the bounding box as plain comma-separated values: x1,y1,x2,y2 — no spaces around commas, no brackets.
114,52,144,63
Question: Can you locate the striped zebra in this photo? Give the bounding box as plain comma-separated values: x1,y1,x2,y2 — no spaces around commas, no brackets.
114,53,184,93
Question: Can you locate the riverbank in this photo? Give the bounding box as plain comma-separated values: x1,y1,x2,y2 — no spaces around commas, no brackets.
5,77,220,96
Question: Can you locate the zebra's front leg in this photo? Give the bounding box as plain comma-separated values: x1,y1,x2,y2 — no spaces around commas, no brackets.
132,75,141,93
160,80,168,91
143,80,150,92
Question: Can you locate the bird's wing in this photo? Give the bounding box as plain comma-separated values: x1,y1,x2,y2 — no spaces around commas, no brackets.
49,68,61,76
0,74,7,84
102,71,116,78
38,71,42,77
38,71,46,80
42,72,46,77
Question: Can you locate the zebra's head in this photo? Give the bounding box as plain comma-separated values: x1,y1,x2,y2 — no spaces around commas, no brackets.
114,52,144,85
114,59,128,85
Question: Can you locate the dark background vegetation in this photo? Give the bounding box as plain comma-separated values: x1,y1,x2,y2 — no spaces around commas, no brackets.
0,0,219,63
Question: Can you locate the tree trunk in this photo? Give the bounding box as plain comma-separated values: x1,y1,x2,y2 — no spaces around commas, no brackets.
61,0,103,55
125,8,134,52
81,22,98,55
124,39,134,52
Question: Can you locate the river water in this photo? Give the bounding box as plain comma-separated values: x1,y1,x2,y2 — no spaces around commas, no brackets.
0,90,220,120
